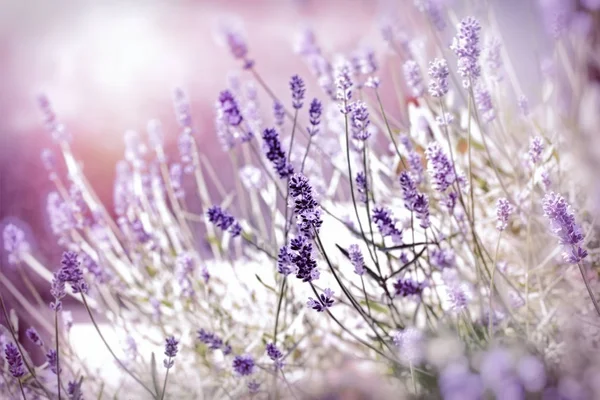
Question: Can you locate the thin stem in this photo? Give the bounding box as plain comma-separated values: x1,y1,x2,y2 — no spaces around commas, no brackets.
577,262,600,318
18,380,27,400
55,311,62,400
374,90,406,168
488,231,502,339
80,293,157,398
159,363,171,400
272,278,287,345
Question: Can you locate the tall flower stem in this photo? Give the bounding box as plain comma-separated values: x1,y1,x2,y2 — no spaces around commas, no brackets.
18,380,27,400
159,361,171,400
54,311,62,400
577,262,600,317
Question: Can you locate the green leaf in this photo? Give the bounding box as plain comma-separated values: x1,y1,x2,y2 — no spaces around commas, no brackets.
255,275,277,294
150,352,160,397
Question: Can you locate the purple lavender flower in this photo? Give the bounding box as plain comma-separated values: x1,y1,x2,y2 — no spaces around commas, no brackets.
393,278,424,298
41,148,57,178
46,349,60,375
350,101,371,141
4,343,25,378
496,198,514,231
403,60,424,97
542,192,587,263
290,236,319,282
289,173,322,236
58,251,88,294
248,380,261,394
273,101,285,127
528,136,544,165
207,206,241,238
67,380,83,400
426,142,456,192
428,58,450,97
37,94,69,142
26,327,43,347
3,223,29,265
277,246,296,276
218,90,244,127
414,194,431,229
335,59,353,110
348,244,365,276
399,171,418,211
262,128,294,179
197,329,223,350
373,207,403,243
50,271,66,311
415,0,446,31
307,98,322,136
474,85,495,123
163,336,179,369
393,327,424,364
266,343,284,369
355,172,368,203
290,75,306,109
170,163,185,199
447,283,469,311
431,248,456,269
450,16,482,88
173,88,193,131
541,169,552,191
233,354,255,376
307,288,335,312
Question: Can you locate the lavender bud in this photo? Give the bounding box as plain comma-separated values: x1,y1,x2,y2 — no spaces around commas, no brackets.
403,60,424,97
232,354,255,376
348,244,366,275
450,17,482,88
496,198,514,231
4,343,25,378
3,223,30,265
307,288,334,312
428,58,450,97
25,327,43,347
290,75,306,109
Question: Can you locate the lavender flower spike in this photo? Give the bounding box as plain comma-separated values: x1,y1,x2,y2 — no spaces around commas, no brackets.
3,223,30,265
4,343,25,378
262,128,294,179
307,288,335,312
46,349,61,374
290,75,306,109
355,172,368,203
496,198,514,231
428,58,449,97
351,101,371,141
450,16,482,88
233,354,255,376
307,98,322,136
372,207,403,243
58,251,88,294
425,142,456,192
266,343,284,369
163,336,179,369
348,244,366,275
207,205,242,237
542,192,587,264
218,90,243,127
403,60,424,97
528,136,544,165
26,327,44,347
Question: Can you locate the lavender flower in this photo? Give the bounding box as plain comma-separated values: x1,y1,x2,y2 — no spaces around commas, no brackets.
475,85,495,123
37,94,68,142
169,163,185,199
46,349,61,374
221,25,252,67
307,288,335,312
3,223,29,265
197,329,223,350
413,194,431,229
262,128,294,179
335,59,353,110
393,327,424,364
277,246,296,276
233,354,255,376
528,136,544,165
393,278,424,298
415,0,446,31
41,148,57,178
163,336,179,369
496,197,514,231
350,101,371,141
289,173,322,236
403,60,424,97
58,251,88,294
542,192,587,263
399,171,418,211
428,58,450,97
290,75,306,109
207,206,242,237
273,101,285,127
50,270,66,311
266,343,284,369
426,142,456,192
450,17,482,88
4,343,25,378
290,236,319,282
173,88,193,131
355,172,368,203
307,98,322,136
248,380,261,394
218,90,243,127
431,248,456,269
373,207,402,243
541,169,552,191
67,380,83,400
26,327,43,347
447,283,470,311
348,244,365,276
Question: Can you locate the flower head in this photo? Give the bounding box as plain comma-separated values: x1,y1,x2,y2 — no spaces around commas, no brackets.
290,75,306,109
355,172,368,203
3,223,30,265
307,288,335,312
207,206,242,237
542,192,587,263
262,128,294,179
450,16,482,87
496,198,514,231
4,343,25,378
373,207,402,243
348,244,365,275
393,278,424,298
528,136,544,165
403,60,424,97
46,349,61,375
350,101,371,141
233,354,255,376
426,142,456,192
218,90,244,127
26,327,43,347
163,336,179,368
428,58,449,97
307,98,323,136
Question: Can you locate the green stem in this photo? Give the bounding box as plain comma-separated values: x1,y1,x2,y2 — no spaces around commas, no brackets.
159,362,171,400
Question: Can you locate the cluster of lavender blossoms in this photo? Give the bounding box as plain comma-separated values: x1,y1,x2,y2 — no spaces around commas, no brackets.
2,1,600,399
